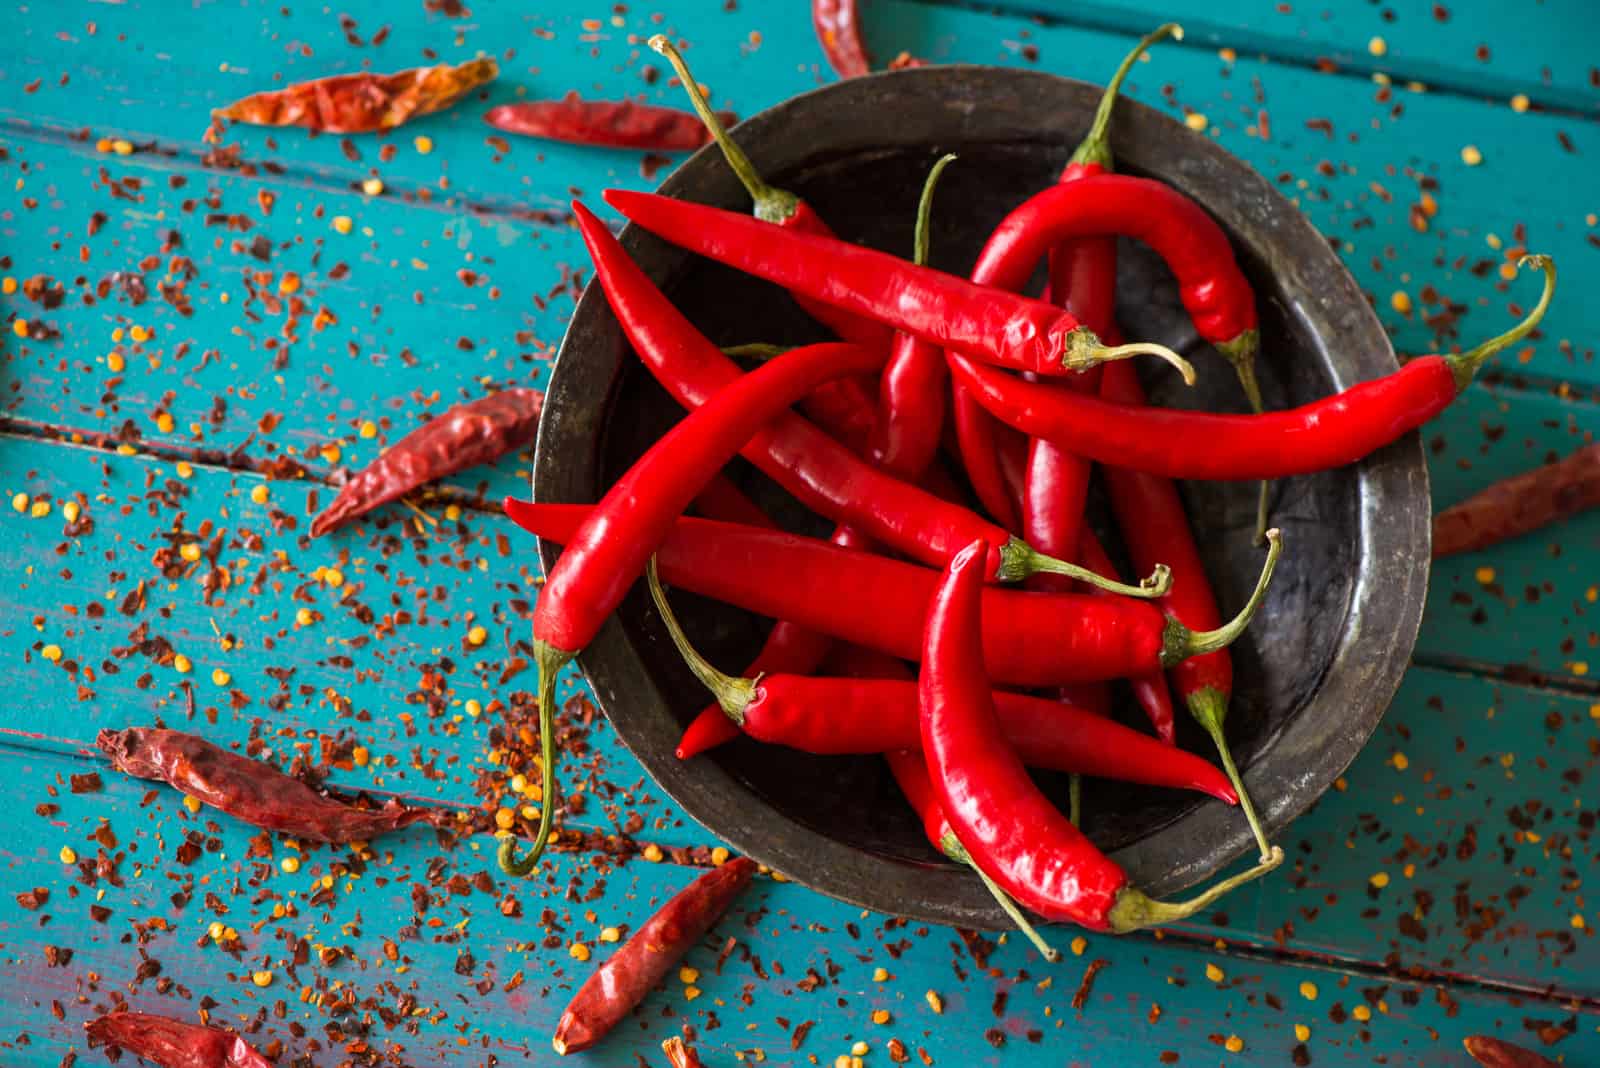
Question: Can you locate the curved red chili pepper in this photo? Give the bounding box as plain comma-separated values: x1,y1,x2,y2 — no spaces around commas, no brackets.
919,542,1283,932
948,256,1555,481
484,95,732,152
646,563,1234,802
86,1012,273,1068
1078,531,1177,745
812,0,872,79
650,35,891,354
603,189,1193,379
508,503,1281,690
571,200,1164,596
501,340,886,877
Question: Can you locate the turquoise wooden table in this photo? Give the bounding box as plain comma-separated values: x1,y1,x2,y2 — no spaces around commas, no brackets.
1,2,1596,1064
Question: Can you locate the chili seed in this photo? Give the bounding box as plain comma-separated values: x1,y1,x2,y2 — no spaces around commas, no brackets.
179,543,201,562
1070,936,1087,956
175,461,194,479
1184,112,1207,131
107,351,125,372
173,654,193,674
1461,144,1483,165
872,1010,891,1025
467,625,488,646
183,795,202,813
41,644,63,662
208,922,226,942
1294,1024,1311,1041
494,808,515,830
600,927,621,943
211,668,231,686
362,178,385,196
873,967,890,982
1205,963,1224,982
0,277,13,294
414,135,434,154
250,484,270,505
925,990,943,1014
1370,871,1390,887
352,746,370,767
62,501,81,523
1511,93,1530,112
1392,752,1409,770
323,568,344,588
30,499,50,518
679,966,699,984
852,1042,870,1056
11,492,29,512
13,319,30,338
711,846,730,866
295,608,315,626
281,856,300,874
359,420,378,438
642,844,664,862
1352,1005,1372,1022
684,985,702,1001
251,970,273,987
59,846,76,864
112,139,134,155
1390,290,1412,314
1299,981,1318,1000
465,699,482,717
129,325,150,343
1224,1035,1244,1053
569,942,590,961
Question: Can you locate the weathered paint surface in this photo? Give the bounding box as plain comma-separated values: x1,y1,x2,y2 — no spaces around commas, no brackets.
1,1,1596,1064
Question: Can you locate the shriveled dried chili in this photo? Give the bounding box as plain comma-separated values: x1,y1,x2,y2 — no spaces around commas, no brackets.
311,387,542,536
812,0,872,79
1463,1035,1560,1068
553,858,757,1054
86,1011,272,1068
662,1037,708,1068
1433,442,1600,558
98,725,450,843
484,93,734,151
213,57,497,134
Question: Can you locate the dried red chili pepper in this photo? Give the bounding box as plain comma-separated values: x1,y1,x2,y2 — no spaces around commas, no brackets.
572,200,1167,596
213,57,497,134
662,1036,707,1068
1098,357,1271,860
500,340,886,877
484,93,734,151
507,503,1281,690
86,1012,272,1068
603,189,1193,378
311,387,542,537
651,35,892,353
812,0,872,78
948,257,1555,480
645,562,1235,802
1433,442,1600,558
98,725,450,843
918,541,1284,931
1463,1035,1560,1068
553,857,757,1055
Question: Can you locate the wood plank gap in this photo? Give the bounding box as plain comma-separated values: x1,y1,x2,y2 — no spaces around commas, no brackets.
915,0,1600,121
1410,652,1600,697
0,116,574,231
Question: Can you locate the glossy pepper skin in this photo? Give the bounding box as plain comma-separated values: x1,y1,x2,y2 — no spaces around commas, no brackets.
1079,529,1178,744
508,503,1278,689
919,541,1128,928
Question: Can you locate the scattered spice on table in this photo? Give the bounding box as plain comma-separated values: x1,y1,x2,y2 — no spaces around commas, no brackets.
662,1036,707,1068
1464,1034,1560,1068
1432,442,1600,558
552,857,757,1054
98,720,451,843
1070,958,1110,1010
484,92,736,151
85,1011,273,1068
311,387,542,536
212,57,497,133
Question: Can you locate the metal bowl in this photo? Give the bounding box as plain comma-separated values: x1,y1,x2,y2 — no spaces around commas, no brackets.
533,66,1428,928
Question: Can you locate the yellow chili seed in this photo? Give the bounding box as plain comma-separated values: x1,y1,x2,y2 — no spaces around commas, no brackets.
465,699,482,717
184,795,203,813
250,484,270,505
1390,290,1412,314
1370,871,1390,888
679,967,699,984
155,412,175,433
1461,144,1483,166
129,325,150,343
1352,1005,1371,1022
208,921,226,942
1392,752,1409,770
642,844,664,862
467,625,488,646
281,856,300,874
1367,36,1386,56
332,215,353,234
29,499,49,518
600,927,621,943
211,668,231,687
362,178,384,196
113,139,134,155
359,420,378,439
1299,981,1318,1000
1070,936,1087,956
871,1009,890,1025
569,942,590,961
107,351,125,372
494,808,515,830
173,654,193,674
1224,1035,1244,1053
41,644,63,662
13,319,30,338
414,135,434,154
925,990,943,1014
0,277,14,294
1511,93,1530,113
295,607,315,626
852,1042,870,1057
684,985,702,1001
62,500,81,523
175,461,194,479
59,846,77,864
251,970,273,987
279,272,301,295
1294,1023,1311,1041
180,543,202,562
11,492,29,512
1184,112,1207,131
1205,963,1224,982
352,746,370,767
510,774,528,794
872,967,889,982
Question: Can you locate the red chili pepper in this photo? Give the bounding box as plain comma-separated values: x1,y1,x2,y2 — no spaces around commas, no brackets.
646,562,1235,801
812,0,872,78
650,36,892,353
311,387,542,536
949,256,1555,479
212,58,497,134
691,471,776,530
1097,356,1271,857
571,200,1164,596
500,340,886,877
919,542,1283,931
86,1012,272,1068
1432,441,1600,559
553,858,757,1054
1079,530,1177,745
1462,1035,1560,1068
508,503,1280,689
484,93,734,152
602,189,1193,379
662,1037,708,1068
98,723,449,843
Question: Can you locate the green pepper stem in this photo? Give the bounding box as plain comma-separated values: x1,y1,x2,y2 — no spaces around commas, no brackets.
646,558,756,723
940,832,1061,962
649,35,798,224
1446,255,1556,390
1063,329,1197,384
1188,686,1272,862
1068,773,1083,830
721,342,792,361
1071,22,1183,170
1107,846,1285,932
1161,528,1282,664
497,639,571,877
914,154,957,267
1214,331,1272,544
1001,537,1171,598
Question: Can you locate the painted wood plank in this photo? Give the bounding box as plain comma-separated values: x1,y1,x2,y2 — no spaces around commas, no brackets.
3,746,1595,1067
0,432,707,849
943,0,1600,113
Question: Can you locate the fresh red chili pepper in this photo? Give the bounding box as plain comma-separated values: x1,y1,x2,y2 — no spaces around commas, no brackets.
507,503,1281,690
1097,356,1270,858
645,562,1233,801
953,386,1025,532
949,256,1555,480
662,1037,708,1068
918,541,1283,931
97,723,448,843
1463,1035,1560,1068
552,857,757,1054
484,93,734,151
311,387,542,536
651,35,892,353
602,189,1194,379
571,200,1164,596
500,340,885,877
1078,529,1177,745
812,0,872,78
212,58,497,134
690,471,776,530
1433,441,1600,559
86,1012,272,1068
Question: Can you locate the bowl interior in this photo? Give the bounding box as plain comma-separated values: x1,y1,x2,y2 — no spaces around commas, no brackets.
537,67,1428,927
